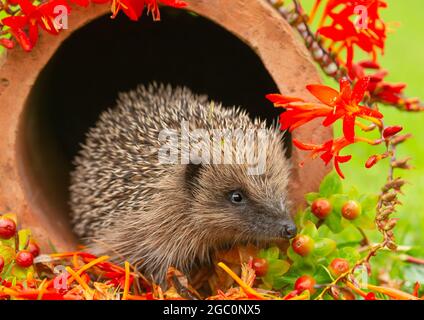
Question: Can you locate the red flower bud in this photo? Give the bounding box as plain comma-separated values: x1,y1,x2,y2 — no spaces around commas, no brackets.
311,198,332,219
294,275,316,294
383,126,403,139
0,38,14,49
359,60,380,69
0,217,16,239
15,250,34,268
28,241,40,258
252,258,268,277
329,258,350,276
365,155,379,169
292,235,314,257
365,292,376,300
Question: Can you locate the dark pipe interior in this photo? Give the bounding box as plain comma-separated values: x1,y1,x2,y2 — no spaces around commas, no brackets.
20,8,286,235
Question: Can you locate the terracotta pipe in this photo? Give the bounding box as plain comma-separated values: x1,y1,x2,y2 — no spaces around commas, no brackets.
0,1,331,252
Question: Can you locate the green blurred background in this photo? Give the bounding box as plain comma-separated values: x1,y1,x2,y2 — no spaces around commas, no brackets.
304,0,424,247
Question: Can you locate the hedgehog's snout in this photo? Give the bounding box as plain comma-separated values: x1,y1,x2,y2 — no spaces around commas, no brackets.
279,222,297,239
275,200,297,239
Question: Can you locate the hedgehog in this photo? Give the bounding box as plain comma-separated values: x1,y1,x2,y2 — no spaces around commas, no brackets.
69,83,296,282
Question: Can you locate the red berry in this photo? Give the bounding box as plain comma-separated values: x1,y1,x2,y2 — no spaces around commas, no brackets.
15,251,34,268
292,235,314,257
329,258,350,277
365,155,379,169
252,258,268,277
383,126,403,139
294,275,316,294
28,241,40,257
365,292,376,300
311,198,332,219
341,200,361,220
0,217,16,239
0,256,4,273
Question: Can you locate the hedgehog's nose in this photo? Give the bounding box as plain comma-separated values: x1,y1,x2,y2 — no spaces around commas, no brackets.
281,223,297,239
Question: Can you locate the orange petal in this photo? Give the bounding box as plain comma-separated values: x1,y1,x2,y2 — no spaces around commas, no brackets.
306,84,340,106
343,114,356,142
352,77,370,104
266,94,304,106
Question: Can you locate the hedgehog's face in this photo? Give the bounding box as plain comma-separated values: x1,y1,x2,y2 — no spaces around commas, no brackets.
225,188,297,240
187,159,297,244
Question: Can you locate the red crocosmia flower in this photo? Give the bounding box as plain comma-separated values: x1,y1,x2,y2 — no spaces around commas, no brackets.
0,38,15,49
1,0,70,51
311,77,383,142
111,0,186,21
266,93,333,131
267,77,383,142
266,94,305,105
413,282,421,298
111,0,145,21
293,137,353,178
383,126,403,139
365,155,379,169
351,60,424,111
316,0,387,70
147,0,187,20
365,292,376,300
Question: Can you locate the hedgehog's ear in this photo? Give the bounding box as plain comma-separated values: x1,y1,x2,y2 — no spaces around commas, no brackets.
185,163,203,192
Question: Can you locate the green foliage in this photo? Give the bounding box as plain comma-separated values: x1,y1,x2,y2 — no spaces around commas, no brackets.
0,214,35,283
255,171,423,299
258,246,290,289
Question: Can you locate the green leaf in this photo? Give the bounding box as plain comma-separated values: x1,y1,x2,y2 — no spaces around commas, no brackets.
290,260,316,274
0,245,15,265
317,224,331,237
353,212,375,230
347,195,376,230
348,187,360,199
359,194,379,213
338,247,361,265
325,210,344,233
319,172,343,197
261,275,274,290
330,194,349,213
10,265,34,281
268,259,290,276
272,276,291,290
314,264,334,283
0,237,16,250
356,194,378,230
295,208,313,229
287,246,301,263
259,246,280,260
313,238,337,257
18,229,31,251
305,192,320,204
301,220,318,239
262,274,274,289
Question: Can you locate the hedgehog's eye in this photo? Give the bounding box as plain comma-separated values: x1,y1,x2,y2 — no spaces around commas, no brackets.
229,191,245,204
